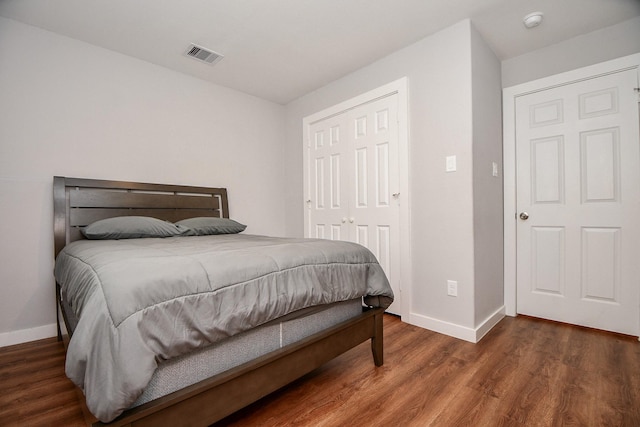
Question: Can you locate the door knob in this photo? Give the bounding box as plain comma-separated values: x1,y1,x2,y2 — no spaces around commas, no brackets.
519,212,529,220
349,217,355,223
342,217,347,223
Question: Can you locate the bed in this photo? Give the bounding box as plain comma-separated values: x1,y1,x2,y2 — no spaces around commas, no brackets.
53,176,393,426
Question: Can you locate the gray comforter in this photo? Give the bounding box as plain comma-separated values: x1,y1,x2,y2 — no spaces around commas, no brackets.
54,234,393,422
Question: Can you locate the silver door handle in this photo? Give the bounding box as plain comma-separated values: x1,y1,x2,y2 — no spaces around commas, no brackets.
519,212,529,220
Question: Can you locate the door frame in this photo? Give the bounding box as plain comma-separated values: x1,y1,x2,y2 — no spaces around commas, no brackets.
302,77,410,320
502,54,640,317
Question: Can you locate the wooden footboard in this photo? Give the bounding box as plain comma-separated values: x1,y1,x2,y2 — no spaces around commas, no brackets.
92,307,384,427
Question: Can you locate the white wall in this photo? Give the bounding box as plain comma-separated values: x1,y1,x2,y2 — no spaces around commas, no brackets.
285,20,504,340
470,24,504,329
0,17,287,346
502,16,640,88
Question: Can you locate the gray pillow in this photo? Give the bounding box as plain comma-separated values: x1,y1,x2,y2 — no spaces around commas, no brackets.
82,216,188,240
176,217,247,235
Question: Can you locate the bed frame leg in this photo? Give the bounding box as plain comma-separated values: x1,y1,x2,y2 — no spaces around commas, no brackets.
55,282,63,341
56,311,62,341
371,310,383,366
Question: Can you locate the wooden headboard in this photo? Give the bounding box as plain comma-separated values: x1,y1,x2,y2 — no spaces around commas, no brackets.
53,176,229,258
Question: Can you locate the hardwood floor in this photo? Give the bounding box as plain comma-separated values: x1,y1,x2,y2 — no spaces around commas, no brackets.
0,337,85,426
1,315,638,426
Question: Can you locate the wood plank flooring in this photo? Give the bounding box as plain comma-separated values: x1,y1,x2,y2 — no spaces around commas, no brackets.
1,314,638,426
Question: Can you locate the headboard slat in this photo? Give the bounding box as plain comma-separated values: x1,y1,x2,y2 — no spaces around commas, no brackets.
69,188,220,210
70,208,221,226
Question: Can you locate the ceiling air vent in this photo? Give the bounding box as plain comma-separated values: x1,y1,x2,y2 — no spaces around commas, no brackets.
185,44,224,65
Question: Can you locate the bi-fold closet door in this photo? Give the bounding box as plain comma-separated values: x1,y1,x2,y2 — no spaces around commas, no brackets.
305,93,400,313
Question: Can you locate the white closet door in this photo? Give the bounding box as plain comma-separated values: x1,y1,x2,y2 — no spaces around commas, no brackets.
515,69,640,335
346,96,399,296
306,93,401,314
307,114,350,241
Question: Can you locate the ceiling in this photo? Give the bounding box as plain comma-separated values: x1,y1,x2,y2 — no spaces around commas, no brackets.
1,0,639,104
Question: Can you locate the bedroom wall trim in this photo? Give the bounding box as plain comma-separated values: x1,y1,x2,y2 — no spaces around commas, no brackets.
407,306,505,343
502,53,640,317
0,323,57,348
474,307,506,342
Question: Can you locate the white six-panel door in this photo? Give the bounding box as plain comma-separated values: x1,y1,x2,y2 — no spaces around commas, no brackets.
307,113,350,241
515,68,640,336
306,94,400,314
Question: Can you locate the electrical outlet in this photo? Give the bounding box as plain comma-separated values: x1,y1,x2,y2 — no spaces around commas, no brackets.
447,280,458,297
446,155,457,172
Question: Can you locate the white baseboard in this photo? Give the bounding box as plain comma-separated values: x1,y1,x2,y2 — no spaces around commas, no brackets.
0,323,58,348
475,306,506,342
407,306,505,343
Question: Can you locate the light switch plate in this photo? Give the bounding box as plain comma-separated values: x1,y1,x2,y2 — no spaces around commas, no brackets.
446,155,457,172
447,280,458,297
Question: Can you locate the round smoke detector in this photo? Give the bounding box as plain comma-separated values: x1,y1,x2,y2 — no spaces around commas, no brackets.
523,11,544,28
